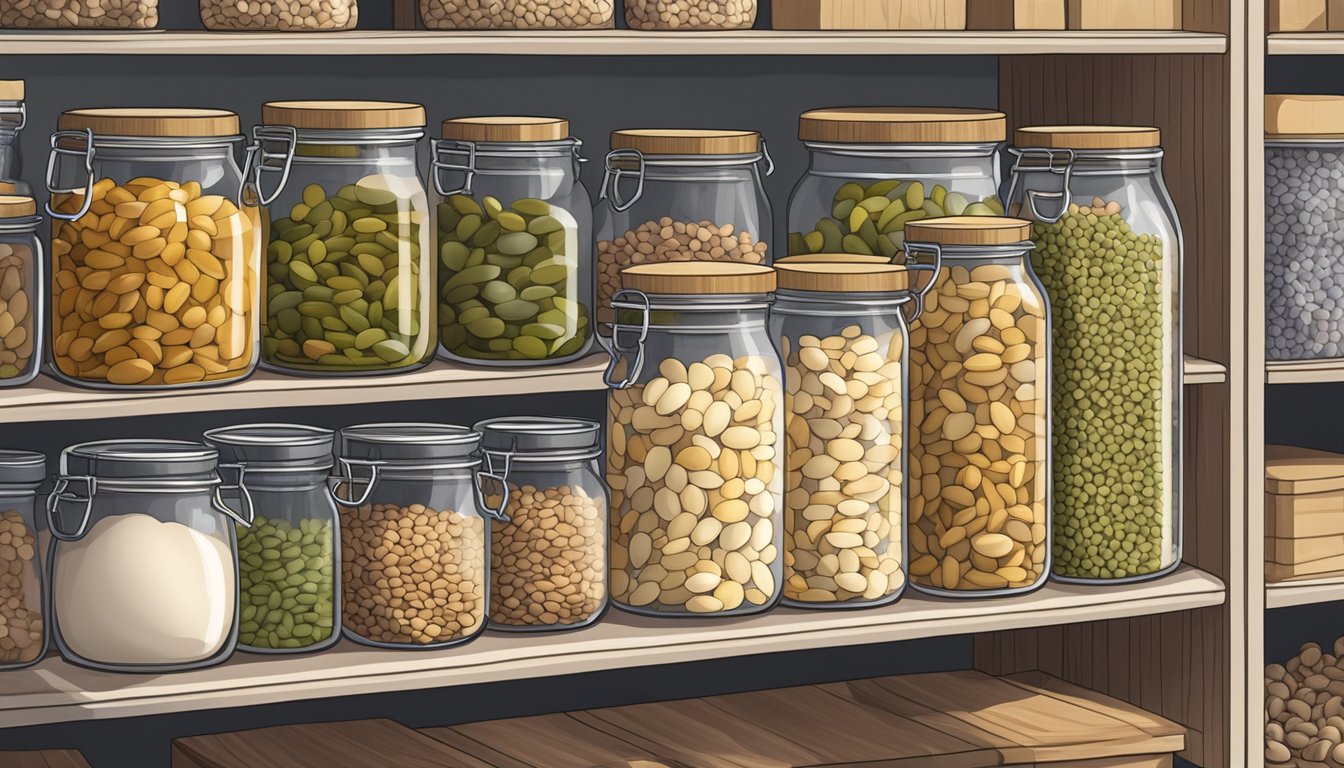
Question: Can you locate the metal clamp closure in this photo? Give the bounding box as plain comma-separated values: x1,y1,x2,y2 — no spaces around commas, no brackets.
46,474,96,542
44,129,96,221
328,457,381,508
900,241,944,322
478,446,514,522
601,148,646,212
1007,147,1077,224
758,138,776,178
244,125,297,206
432,139,477,197
0,102,27,131
602,289,651,389
216,462,257,528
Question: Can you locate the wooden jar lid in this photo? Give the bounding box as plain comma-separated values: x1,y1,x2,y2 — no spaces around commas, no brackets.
775,262,910,292
610,129,761,155
1266,95,1344,139
262,101,426,130
0,80,22,100
58,108,240,137
441,116,569,142
904,216,1032,246
799,107,1006,144
1014,125,1161,149
620,262,776,294
774,253,893,265
0,181,15,195
0,195,36,217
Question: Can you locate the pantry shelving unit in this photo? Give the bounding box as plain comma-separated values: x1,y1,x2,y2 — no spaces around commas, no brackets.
0,1,1258,766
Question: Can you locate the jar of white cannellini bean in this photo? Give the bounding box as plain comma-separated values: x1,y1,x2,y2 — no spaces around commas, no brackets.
902,216,1052,598
602,262,784,617
771,261,930,609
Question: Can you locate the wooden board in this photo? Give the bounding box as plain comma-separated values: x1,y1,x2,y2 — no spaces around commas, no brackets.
1266,493,1344,538
1270,0,1329,30
967,0,1066,29
1067,0,1182,29
1267,554,1344,582
771,0,967,29
1332,0,1344,29
1265,445,1344,495
423,713,687,768
171,719,484,768
0,751,91,768
1267,534,1344,565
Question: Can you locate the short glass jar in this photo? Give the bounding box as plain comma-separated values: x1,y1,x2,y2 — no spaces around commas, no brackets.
203,424,341,654
772,262,927,609
603,262,784,617
252,101,434,376
0,195,41,387
1007,125,1182,584
903,217,1051,597
46,108,260,389
787,107,1005,259
0,81,25,194
475,416,608,632
332,423,505,648
0,450,47,671
420,0,612,28
594,129,772,327
624,0,755,29
432,116,593,365
200,0,358,29
0,0,158,28
47,440,250,672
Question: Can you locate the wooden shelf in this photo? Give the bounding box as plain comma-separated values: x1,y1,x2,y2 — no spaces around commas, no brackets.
0,29,1228,56
0,355,609,423
0,566,1223,728
1264,358,1344,384
1185,355,1229,384
1268,33,1344,55
1267,575,1344,609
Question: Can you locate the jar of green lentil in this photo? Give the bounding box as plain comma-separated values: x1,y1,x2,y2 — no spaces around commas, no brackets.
1005,126,1182,584
203,424,340,655
431,117,592,365
250,101,435,376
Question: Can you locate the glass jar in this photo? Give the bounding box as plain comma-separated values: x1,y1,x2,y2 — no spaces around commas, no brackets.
1006,125,1182,584
0,0,158,27
0,81,25,195
0,451,46,672
420,0,612,28
787,107,1006,260
331,423,504,648
432,117,593,365
772,262,929,609
46,108,260,389
0,196,41,387
200,0,358,29
46,440,250,672
624,0,754,29
903,217,1050,597
474,416,607,632
603,262,783,617
202,424,340,654
594,129,772,327
252,101,434,376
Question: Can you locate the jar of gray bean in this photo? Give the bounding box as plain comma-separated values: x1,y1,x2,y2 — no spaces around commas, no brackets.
1265,95,1344,361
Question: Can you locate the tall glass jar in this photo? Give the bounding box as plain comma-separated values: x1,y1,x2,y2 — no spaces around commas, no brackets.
603,262,783,617
474,416,608,632
46,440,250,672
594,129,772,327
46,108,260,389
202,424,340,655
772,262,927,609
1006,126,1182,584
252,101,434,376
0,450,46,671
787,108,1006,260
331,423,504,648
432,117,593,365
0,195,41,387
903,217,1050,597
0,81,25,194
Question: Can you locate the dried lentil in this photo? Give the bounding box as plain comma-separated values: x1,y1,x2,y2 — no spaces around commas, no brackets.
0,509,41,665
237,515,335,650
420,0,611,27
200,0,358,30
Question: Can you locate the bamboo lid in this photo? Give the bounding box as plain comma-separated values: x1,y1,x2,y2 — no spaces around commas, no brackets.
904,216,1032,246
58,108,240,137
620,262,775,294
0,81,22,100
799,107,1006,144
1014,125,1161,149
0,181,15,195
441,116,569,143
1266,95,1344,138
610,129,761,156
0,196,36,218
1266,445,1344,495
774,253,892,265
775,262,910,293
262,101,426,130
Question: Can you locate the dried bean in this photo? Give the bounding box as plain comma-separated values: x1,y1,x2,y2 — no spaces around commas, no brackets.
236,515,334,650
201,0,357,29
0,509,41,665
0,0,157,27
0,242,34,381
420,0,611,27
623,0,754,28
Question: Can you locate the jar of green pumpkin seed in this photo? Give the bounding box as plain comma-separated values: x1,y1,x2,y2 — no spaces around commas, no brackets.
1005,125,1182,584
786,108,1006,260
250,100,435,376
431,117,592,365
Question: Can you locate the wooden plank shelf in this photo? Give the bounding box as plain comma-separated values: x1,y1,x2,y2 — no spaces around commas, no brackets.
0,29,1228,56
1265,358,1344,384
1266,575,1344,609
1186,355,1229,384
1269,32,1344,54
0,566,1223,729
